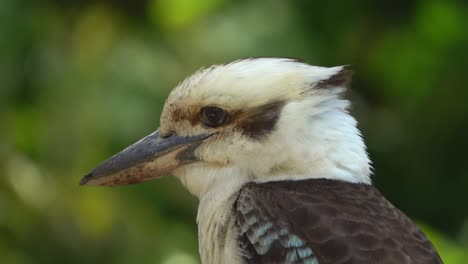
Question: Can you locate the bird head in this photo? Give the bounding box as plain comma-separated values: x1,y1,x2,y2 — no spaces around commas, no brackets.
81,58,371,198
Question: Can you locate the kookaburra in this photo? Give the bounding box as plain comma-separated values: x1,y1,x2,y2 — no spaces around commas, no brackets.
81,58,442,264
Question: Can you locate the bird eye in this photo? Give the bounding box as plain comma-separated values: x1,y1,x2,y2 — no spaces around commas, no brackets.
201,106,228,127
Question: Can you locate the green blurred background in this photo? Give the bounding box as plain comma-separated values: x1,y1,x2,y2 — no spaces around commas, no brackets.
1,0,467,263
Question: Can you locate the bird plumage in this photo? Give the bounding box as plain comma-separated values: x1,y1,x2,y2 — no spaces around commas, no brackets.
237,179,441,264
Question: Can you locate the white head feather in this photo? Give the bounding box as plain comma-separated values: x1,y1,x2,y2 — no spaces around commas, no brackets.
159,58,371,199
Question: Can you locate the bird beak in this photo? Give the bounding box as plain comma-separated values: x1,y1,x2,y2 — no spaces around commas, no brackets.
80,130,211,186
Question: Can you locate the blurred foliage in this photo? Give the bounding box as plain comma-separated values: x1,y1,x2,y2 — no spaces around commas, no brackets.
1,0,467,263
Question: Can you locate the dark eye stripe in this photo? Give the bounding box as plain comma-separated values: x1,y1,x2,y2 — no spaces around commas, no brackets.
198,101,285,140
236,101,285,140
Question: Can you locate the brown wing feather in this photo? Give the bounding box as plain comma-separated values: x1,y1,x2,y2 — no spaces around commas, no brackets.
235,178,443,264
